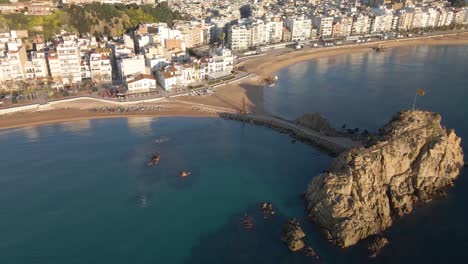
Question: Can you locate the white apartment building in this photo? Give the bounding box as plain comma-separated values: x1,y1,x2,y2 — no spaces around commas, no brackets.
157,65,180,91
335,16,353,37
264,20,283,43
57,42,82,84
397,9,415,31
24,50,48,80
312,15,333,37
352,14,371,35
126,74,157,93
47,49,61,82
118,55,146,80
370,8,394,33
206,48,234,79
89,53,112,84
411,8,424,29
284,16,313,41
0,41,27,82
228,18,266,50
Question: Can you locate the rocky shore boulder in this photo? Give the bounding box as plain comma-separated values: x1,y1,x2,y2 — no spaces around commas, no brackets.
305,110,464,248
295,113,337,136
281,219,306,252
367,236,390,258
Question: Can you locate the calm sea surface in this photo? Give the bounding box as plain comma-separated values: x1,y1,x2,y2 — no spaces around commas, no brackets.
0,45,467,263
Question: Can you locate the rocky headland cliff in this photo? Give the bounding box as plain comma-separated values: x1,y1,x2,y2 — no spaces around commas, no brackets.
305,110,464,248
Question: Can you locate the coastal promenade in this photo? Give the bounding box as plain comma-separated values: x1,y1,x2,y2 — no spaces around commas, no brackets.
220,113,360,156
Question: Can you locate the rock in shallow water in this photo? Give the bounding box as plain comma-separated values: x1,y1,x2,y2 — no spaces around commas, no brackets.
281,219,306,252
367,236,390,258
305,110,464,248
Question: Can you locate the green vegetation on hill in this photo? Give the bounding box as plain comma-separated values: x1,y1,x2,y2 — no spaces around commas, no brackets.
0,3,183,39
448,0,468,7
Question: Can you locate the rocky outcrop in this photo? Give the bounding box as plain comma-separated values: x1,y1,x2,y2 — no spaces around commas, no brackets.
295,113,337,136
281,219,306,252
367,236,389,258
305,110,464,248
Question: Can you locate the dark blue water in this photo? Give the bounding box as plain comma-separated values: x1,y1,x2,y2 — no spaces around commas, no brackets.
1,45,467,263
0,117,333,263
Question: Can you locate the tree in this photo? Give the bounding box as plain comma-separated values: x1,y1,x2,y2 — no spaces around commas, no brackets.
220,32,226,47
448,0,467,7
239,5,252,19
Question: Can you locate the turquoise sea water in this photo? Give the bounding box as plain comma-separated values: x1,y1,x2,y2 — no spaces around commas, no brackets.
0,45,467,263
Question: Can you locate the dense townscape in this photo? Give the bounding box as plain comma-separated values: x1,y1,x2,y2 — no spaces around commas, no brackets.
0,0,467,101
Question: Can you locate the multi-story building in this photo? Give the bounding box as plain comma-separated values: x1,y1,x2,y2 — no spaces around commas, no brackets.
228,18,266,50
174,21,206,48
56,37,82,84
312,15,333,37
370,8,394,33
284,16,312,41
117,55,146,80
264,19,283,43
206,48,234,79
24,50,48,80
0,41,27,82
352,14,371,35
397,9,415,31
89,52,112,84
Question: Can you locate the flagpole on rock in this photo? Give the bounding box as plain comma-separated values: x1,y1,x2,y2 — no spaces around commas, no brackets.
412,88,425,111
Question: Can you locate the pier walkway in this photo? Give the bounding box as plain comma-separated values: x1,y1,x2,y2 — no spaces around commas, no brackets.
220,113,360,156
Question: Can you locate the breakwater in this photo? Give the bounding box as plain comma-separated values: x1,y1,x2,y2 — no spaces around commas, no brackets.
219,113,360,156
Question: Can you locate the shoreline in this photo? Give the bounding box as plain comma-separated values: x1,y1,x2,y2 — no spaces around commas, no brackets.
1,32,468,131
0,109,218,131
240,32,468,77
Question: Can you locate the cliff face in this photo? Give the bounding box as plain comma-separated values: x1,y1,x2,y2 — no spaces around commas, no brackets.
305,111,464,248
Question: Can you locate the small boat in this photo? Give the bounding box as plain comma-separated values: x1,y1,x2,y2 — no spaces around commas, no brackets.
148,154,160,166
179,171,191,177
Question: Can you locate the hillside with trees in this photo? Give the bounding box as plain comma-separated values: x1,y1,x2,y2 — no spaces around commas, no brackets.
0,3,183,39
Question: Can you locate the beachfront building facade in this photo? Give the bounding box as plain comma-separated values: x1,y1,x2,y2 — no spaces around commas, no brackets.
118,55,146,80
312,15,333,37
228,18,266,50
206,48,234,79
126,74,157,93
284,16,313,41
90,53,112,84
0,41,27,82
264,19,284,44
57,38,82,85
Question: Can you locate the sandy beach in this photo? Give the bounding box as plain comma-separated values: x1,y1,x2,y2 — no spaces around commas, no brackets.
240,32,468,77
1,32,467,130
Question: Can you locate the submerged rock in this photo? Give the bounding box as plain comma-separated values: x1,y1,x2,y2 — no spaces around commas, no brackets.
305,110,464,248
281,219,306,252
367,236,389,258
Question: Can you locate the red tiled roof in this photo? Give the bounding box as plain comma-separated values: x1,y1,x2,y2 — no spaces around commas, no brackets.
127,74,155,84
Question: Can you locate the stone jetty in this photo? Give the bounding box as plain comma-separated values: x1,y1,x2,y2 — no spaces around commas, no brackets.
219,113,359,156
